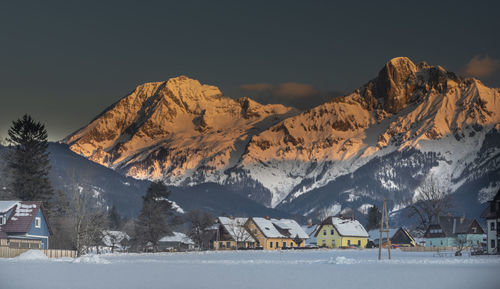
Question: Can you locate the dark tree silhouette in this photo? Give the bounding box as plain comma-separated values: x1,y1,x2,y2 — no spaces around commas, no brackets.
366,206,382,231
132,181,181,252
5,114,53,203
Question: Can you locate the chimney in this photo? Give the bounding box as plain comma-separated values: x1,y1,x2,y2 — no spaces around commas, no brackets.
452,218,456,234
265,216,270,220
229,215,234,220
307,218,313,227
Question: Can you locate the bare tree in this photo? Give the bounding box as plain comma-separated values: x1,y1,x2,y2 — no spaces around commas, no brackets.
407,175,453,230
186,209,214,250
102,230,129,253
68,182,109,256
225,218,253,249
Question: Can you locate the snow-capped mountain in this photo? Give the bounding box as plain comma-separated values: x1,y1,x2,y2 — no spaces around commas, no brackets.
237,57,500,209
64,76,298,186
64,58,500,220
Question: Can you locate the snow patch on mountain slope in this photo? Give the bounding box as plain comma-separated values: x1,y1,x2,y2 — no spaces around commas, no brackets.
65,77,298,188
236,60,500,207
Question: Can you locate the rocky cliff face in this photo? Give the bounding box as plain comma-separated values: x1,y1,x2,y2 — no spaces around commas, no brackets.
64,58,500,218
64,76,298,186
233,57,500,208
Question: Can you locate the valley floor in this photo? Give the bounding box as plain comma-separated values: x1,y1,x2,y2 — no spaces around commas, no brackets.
1,249,499,289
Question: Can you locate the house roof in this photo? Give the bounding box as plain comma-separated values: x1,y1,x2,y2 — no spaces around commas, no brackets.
368,227,415,245
159,232,195,245
218,217,255,242
1,201,50,234
0,201,20,213
368,228,400,241
425,216,483,238
251,217,309,239
316,217,369,238
301,224,319,244
102,230,129,247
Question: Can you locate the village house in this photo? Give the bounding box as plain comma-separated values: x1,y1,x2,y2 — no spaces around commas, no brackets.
158,232,195,252
315,216,369,248
367,227,417,248
424,215,484,248
212,217,256,250
481,189,500,254
0,201,52,249
301,222,319,247
245,217,308,250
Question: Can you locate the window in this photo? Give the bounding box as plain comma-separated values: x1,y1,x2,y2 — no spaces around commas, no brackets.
270,242,273,248
219,242,223,248
29,243,40,249
322,240,326,246
226,241,231,248
35,217,41,228
358,240,361,246
0,215,3,225
492,240,496,249
323,230,327,236
275,241,279,248
491,222,495,231
472,227,477,233
283,241,286,248
348,240,351,246
330,229,334,235
440,240,443,246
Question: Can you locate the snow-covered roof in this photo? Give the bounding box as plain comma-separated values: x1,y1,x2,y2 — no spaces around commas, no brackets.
102,230,129,247
218,217,255,242
0,201,19,213
319,217,369,238
368,228,399,241
159,232,195,245
301,224,319,244
251,217,308,239
272,219,309,239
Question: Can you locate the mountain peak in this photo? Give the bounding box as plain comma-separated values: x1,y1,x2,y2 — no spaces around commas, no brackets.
374,57,418,113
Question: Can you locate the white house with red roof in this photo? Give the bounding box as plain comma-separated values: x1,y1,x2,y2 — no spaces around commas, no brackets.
0,201,52,249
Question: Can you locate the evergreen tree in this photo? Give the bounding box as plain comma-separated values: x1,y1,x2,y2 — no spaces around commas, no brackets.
5,114,53,203
132,181,181,252
108,205,122,230
366,205,382,231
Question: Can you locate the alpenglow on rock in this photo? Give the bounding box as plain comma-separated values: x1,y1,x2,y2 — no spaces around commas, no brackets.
64,58,500,216
233,57,500,208
64,76,298,186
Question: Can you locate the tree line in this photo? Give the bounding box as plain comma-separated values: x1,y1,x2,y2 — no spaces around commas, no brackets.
1,114,455,254
0,114,216,256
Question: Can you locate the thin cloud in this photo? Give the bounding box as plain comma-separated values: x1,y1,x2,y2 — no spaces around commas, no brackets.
462,55,500,77
240,83,274,92
240,82,340,110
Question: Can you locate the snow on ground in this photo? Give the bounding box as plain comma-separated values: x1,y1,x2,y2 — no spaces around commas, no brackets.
1,249,499,289
14,250,48,261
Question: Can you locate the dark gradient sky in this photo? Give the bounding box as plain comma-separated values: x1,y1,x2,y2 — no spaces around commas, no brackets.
1,0,499,141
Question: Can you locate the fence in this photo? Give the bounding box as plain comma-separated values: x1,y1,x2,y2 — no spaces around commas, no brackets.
399,246,469,252
0,247,76,258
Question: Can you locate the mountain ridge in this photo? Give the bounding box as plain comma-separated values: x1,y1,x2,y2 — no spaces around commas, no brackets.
63,57,500,221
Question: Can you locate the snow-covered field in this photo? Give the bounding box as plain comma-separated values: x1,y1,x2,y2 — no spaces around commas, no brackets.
1,249,499,289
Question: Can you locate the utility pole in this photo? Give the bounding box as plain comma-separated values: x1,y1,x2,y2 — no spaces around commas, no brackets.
378,199,391,260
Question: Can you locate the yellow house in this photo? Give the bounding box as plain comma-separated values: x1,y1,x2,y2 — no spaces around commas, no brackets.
315,217,369,248
245,217,308,250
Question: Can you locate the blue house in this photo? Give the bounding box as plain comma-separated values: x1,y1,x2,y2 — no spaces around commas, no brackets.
0,201,52,249
424,215,484,248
